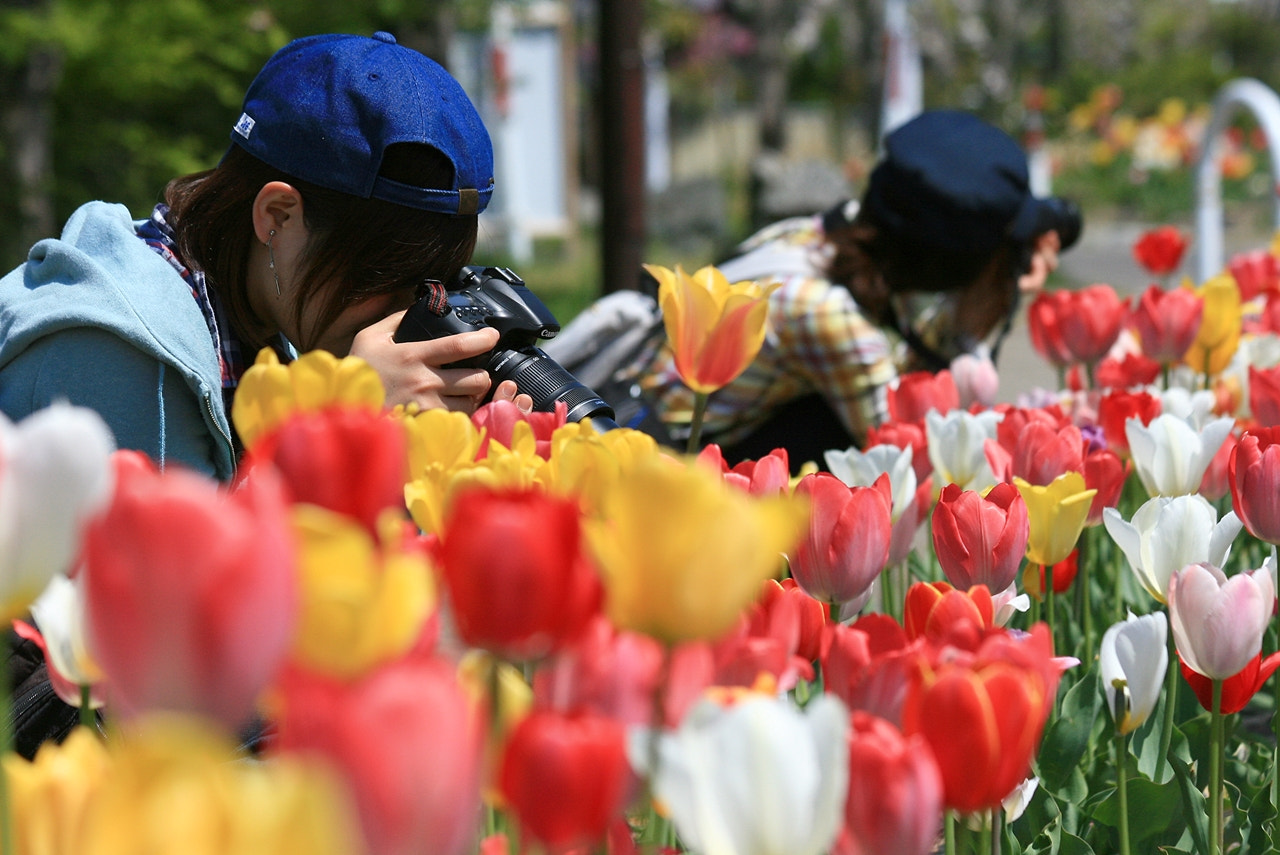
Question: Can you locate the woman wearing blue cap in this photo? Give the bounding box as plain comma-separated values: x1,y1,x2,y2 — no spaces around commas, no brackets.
0,32,517,482
552,109,1075,470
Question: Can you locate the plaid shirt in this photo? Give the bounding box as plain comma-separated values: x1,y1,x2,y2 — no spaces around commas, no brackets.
632,215,898,447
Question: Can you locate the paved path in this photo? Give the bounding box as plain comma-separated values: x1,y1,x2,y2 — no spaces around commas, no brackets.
995,213,1276,404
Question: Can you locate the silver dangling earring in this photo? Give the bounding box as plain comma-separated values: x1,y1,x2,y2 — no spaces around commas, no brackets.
266,229,281,297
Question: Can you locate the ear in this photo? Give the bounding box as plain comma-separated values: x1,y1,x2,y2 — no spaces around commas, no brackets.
251,181,304,245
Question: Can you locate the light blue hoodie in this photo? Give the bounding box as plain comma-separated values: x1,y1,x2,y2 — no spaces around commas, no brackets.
0,202,236,479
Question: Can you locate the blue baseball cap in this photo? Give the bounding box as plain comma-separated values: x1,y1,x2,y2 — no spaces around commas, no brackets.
229,31,494,216
861,110,1048,253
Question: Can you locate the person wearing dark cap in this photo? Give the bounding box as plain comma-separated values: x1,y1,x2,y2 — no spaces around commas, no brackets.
0,32,523,481
553,109,1077,469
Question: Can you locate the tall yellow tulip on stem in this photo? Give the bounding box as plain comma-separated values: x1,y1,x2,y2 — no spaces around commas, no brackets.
1015,473,1096,650
643,264,779,453
1184,272,1241,391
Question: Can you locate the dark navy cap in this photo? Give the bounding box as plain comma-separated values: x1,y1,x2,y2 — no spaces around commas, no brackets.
861,110,1047,253
230,31,494,216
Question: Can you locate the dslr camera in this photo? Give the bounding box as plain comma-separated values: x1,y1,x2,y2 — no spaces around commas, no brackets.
395,265,619,430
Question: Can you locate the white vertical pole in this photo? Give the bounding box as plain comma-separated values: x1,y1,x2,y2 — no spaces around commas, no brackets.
880,0,922,141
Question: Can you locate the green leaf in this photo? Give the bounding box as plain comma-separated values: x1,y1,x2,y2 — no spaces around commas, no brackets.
1039,666,1104,790
1092,777,1184,845
1170,755,1211,855
1059,830,1096,855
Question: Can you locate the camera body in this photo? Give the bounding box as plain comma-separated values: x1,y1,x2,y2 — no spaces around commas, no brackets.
395,265,619,429
1017,196,1083,278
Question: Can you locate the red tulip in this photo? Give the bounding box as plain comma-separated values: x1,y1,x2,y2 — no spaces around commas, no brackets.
1023,550,1079,599
1132,225,1189,276
1083,448,1130,525
930,483,1028,593
790,473,893,607
1026,290,1074,368
756,578,829,664
888,371,960,423
1128,284,1203,364
902,582,996,650
1229,427,1280,544
245,406,407,535
841,712,943,855
1228,248,1280,302
434,487,602,662
1095,350,1162,390
1097,389,1162,455
1180,651,1280,714
1199,431,1238,502
821,615,920,726
1057,284,1127,365
82,451,297,727
499,709,634,851
900,624,1057,814
1249,364,1280,427
273,654,484,855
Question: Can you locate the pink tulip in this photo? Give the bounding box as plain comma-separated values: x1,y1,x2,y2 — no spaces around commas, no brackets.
1230,427,1280,544
1168,562,1275,681
790,473,893,608
82,451,297,727
931,483,1029,593
949,352,999,410
839,712,943,855
273,653,484,855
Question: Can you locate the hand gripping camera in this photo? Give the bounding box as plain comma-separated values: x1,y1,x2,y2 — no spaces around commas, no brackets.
395,265,620,430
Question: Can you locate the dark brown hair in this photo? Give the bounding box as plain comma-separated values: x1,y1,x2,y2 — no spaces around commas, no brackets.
164,143,478,353
824,212,1016,325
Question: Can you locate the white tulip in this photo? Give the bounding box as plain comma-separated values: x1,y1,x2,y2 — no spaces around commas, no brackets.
925,408,1002,492
1125,413,1234,497
29,573,107,707
631,694,849,855
1103,494,1242,604
0,403,115,618
1100,612,1168,735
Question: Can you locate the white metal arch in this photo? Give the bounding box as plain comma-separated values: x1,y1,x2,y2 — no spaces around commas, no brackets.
1194,77,1280,283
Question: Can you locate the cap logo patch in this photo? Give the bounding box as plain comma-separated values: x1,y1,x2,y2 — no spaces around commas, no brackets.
233,113,256,139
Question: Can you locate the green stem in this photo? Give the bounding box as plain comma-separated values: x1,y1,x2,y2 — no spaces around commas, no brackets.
79,683,94,731
946,811,956,855
990,807,1002,855
1156,618,1178,784
1210,679,1224,855
1115,728,1132,855
1044,563,1056,648
1273,653,1280,813
685,391,710,454
829,600,841,624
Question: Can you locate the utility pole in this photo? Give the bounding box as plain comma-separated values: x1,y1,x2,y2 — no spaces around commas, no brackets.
597,0,646,294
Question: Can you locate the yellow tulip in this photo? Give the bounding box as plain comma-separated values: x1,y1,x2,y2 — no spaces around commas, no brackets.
645,263,779,395
587,456,808,645
6,717,360,855
232,348,386,449
1184,272,1242,376
399,407,485,481
1015,473,1097,568
6,727,110,855
82,715,361,855
291,506,435,679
